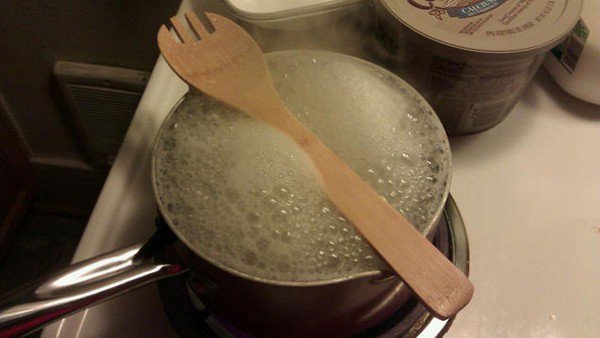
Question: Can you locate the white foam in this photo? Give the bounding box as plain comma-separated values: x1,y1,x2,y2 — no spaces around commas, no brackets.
155,51,451,282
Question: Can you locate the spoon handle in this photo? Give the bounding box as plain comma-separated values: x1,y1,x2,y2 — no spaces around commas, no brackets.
251,92,474,319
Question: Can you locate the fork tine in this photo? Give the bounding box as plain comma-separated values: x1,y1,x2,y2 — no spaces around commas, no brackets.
204,12,223,28
204,12,244,35
184,12,209,39
157,25,179,52
170,17,193,43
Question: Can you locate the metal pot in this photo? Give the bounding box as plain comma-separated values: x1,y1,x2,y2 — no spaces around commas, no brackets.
0,50,452,338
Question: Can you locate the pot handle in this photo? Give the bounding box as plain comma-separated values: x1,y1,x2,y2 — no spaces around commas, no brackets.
0,232,188,338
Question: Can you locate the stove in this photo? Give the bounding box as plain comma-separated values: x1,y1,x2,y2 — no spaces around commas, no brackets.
41,0,600,337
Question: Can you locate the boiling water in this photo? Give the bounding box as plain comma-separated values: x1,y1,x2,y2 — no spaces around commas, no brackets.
155,51,451,282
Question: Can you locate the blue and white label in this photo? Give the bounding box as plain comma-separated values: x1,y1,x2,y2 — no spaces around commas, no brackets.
407,0,509,20
446,0,508,18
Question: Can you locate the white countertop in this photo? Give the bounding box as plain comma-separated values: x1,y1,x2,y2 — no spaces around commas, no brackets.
447,69,600,337
42,0,600,336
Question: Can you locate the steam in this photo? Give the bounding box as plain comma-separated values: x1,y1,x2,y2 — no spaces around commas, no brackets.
237,2,393,65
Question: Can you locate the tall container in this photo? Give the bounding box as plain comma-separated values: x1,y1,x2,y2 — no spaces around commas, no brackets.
544,0,600,106
377,0,582,134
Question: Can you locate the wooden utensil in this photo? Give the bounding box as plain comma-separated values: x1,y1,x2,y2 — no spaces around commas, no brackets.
157,12,473,319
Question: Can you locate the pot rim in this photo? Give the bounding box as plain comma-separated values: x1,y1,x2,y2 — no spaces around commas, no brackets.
151,49,451,287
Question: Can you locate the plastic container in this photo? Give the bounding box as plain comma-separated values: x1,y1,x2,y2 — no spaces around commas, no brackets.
222,0,378,59
223,0,366,30
376,0,582,134
544,0,600,106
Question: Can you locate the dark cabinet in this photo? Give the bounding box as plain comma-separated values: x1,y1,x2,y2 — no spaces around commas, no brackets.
0,119,33,259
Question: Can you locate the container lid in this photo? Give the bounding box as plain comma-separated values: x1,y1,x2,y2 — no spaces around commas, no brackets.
380,0,582,54
223,0,364,20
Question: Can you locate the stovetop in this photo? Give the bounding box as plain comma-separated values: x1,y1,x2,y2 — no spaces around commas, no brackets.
41,0,600,337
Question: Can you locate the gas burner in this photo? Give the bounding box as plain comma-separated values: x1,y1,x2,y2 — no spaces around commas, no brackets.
157,196,469,337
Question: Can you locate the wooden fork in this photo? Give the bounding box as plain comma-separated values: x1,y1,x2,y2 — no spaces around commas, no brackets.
157,12,473,319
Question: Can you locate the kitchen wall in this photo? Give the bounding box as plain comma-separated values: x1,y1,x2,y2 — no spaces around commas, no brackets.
0,0,179,213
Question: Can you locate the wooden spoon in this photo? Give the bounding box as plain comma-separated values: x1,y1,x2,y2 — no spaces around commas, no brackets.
157,12,473,319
